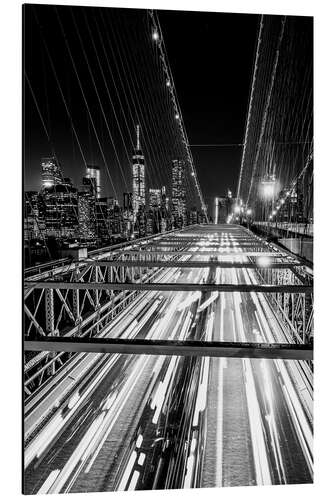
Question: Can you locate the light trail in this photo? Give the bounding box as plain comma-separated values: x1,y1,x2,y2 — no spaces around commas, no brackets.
24,225,313,493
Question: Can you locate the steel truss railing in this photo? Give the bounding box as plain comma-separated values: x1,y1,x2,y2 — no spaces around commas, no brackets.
24,228,192,394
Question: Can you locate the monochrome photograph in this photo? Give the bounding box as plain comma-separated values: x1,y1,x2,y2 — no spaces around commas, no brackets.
23,3,313,494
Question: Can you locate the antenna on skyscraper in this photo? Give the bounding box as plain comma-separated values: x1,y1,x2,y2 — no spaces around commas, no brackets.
136,124,140,151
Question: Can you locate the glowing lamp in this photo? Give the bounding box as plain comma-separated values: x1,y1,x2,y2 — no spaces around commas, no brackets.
257,255,272,267
262,183,274,198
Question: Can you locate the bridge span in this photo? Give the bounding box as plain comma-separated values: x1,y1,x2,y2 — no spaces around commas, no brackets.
23,224,313,493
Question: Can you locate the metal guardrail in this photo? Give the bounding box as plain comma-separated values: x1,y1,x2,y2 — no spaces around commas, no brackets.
24,227,187,280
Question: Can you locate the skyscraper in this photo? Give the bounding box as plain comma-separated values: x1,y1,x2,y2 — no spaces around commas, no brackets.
123,193,134,238
82,175,97,198
78,192,96,240
123,192,133,212
43,184,78,239
24,191,43,240
171,159,186,228
41,157,62,188
86,165,101,198
148,188,162,209
132,125,145,214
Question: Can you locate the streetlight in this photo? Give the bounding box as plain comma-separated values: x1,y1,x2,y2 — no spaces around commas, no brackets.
261,181,275,199
257,255,272,268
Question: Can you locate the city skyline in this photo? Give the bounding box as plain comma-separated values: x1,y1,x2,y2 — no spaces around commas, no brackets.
24,123,208,265
24,5,263,210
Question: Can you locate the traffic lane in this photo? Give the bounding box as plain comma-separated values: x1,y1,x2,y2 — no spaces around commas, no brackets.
103,266,212,491
201,286,256,488
222,261,312,428
236,265,313,427
25,292,168,442
25,292,176,473
105,279,208,490
231,284,312,484
24,262,205,492
201,263,312,486
24,352,146,493
70,294,202,491
25,263,190,440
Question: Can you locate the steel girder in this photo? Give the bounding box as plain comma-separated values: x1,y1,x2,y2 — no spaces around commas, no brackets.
25,337,312,361
25,281,312,293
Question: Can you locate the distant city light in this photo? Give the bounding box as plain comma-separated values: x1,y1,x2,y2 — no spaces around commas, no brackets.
234,205,241,214
175,113,180,120
246,209,252,215
272,210,277,215
152,30,159,41
166,80,171,87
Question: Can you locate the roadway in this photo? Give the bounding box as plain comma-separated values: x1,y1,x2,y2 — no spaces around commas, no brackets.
24,225,313,493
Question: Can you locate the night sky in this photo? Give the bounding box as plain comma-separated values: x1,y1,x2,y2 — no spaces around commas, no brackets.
159,10,259,210
24,4,259,216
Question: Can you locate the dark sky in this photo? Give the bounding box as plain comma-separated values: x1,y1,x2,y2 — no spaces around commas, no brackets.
24,5,259,216
159,10,259,209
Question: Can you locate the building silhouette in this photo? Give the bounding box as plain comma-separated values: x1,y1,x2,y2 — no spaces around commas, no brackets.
171,159,186,228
